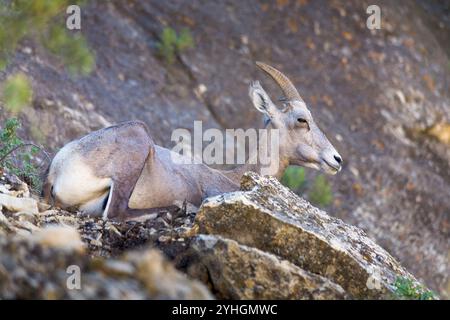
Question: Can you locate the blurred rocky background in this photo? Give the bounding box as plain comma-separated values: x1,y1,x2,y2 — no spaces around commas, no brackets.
0,0,448,298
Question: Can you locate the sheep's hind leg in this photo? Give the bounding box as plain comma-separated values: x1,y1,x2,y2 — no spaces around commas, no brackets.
101,143,178,220
103,179,178,221
101,148,148,220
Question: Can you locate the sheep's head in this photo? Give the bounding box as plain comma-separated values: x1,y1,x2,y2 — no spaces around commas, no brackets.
250,62,342,175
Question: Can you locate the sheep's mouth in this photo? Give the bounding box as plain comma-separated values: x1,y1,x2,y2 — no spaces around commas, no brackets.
322,159,341,174
293,158,341,174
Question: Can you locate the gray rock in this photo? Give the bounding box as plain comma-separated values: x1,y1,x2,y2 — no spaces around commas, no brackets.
0,193,38,214
195,172,424,299
187,234,348,299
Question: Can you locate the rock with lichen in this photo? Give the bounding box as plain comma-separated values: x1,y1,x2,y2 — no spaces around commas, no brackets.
195,172,424,299
186,234,348,299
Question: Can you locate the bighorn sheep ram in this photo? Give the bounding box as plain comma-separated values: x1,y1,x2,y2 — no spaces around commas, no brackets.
43,62,342,219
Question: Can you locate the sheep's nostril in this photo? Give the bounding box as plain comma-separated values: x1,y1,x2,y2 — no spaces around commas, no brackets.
334,155,342,164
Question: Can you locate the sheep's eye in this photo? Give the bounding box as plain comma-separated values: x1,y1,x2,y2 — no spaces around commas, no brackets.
297,118,310,130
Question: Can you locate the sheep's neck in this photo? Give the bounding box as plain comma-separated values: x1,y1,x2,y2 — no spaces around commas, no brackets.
222,128,289,185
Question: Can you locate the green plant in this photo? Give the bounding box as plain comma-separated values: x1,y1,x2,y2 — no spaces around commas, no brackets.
0,0,94,113
282,168,334,208
156,27,194,64
308,174,333,207
392,276,437,300
0,0,94,74
2,73,32,113
281,166,306,192
0,118,42,191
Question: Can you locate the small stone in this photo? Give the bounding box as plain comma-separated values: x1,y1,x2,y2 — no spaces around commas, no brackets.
197,84,207,94
100,260,134,277
156,217,170,227
30,225,84,252
394,90,406,105
15,220,39,232
126,249,213,299
104,224,121,237
14,211,37,224
38,209,60,217
90,239,102,247
180,225,199,238
43,98,55,107
0,194,38,214
0,211,11,228
22,47,32,54
0,185,12,194
38,202,51,212
56,215,80,228
85,102,95,111
158,235,171,242
194,84,208,98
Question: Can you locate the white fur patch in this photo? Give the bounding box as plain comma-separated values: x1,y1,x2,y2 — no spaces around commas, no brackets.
102,182,114,219
51,144,111,212
79,190,109,216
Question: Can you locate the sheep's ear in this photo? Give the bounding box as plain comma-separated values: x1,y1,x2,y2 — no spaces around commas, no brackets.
249,81,278,118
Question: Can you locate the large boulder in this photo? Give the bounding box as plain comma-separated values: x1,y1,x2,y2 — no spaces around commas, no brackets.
195,172,424,299
187,234,348,299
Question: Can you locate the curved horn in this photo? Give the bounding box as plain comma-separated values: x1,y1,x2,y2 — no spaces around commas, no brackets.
255,61,303,103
